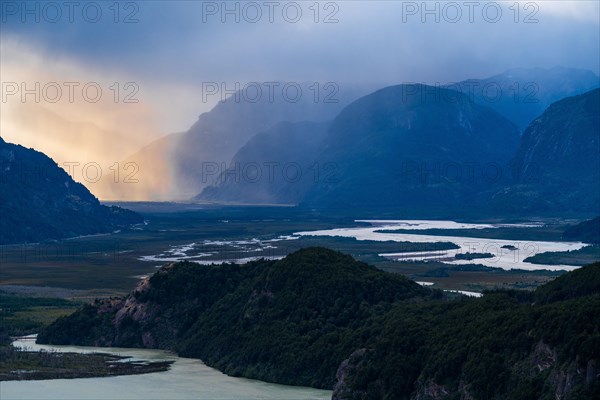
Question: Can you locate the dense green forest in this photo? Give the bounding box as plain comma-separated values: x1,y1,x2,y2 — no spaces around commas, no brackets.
38,248,432,388
39,248,600,399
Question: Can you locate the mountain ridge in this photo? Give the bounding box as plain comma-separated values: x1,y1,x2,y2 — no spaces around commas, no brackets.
101,83,371,200
451,66,599,131
490,88,600,214
300,83,520,213
0,137,142,244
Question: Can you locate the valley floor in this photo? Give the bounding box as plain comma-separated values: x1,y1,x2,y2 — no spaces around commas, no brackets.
2,205,595,299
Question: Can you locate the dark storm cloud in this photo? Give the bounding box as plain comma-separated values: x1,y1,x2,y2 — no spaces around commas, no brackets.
1,1,598,87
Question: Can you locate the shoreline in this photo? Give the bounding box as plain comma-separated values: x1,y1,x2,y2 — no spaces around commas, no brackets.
1,337,173,382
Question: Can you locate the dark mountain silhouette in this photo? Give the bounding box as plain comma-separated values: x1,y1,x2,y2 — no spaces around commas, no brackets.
300,84,520,214
0,138,142,244
490,89,600,214
563,217,600,244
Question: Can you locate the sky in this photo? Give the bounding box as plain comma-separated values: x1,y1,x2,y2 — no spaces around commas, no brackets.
0,0,599,197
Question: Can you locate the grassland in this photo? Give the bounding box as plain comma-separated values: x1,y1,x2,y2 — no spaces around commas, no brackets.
0,293,79,342
0,205,595,298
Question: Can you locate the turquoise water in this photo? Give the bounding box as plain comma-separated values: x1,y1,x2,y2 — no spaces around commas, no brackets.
1,338,332,400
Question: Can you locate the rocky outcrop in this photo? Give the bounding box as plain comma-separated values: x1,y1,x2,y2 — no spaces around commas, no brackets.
413,380,450,400
109,264,181,349
333,349,369,400
531,340,556,372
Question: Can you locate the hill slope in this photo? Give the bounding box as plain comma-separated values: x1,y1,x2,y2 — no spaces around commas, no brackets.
39,249,600,398
563,217,600,244
491,89,600,214
0,138,142,244
37,248,429,388
335,263,600,399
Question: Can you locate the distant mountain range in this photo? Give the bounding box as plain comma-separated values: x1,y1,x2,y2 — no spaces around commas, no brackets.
198,83,521,209
0,138,142,244
105,67,598,203
6,67,599,223
102,83,371,200
195,69,599,216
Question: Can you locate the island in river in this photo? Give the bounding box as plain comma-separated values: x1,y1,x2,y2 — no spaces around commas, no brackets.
0,336,173,381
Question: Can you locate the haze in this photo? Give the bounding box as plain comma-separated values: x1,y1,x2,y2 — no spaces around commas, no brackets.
1,0,598,200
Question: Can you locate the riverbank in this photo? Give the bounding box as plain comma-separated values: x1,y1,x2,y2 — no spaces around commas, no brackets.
0,338,173,381
1,338,332,400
